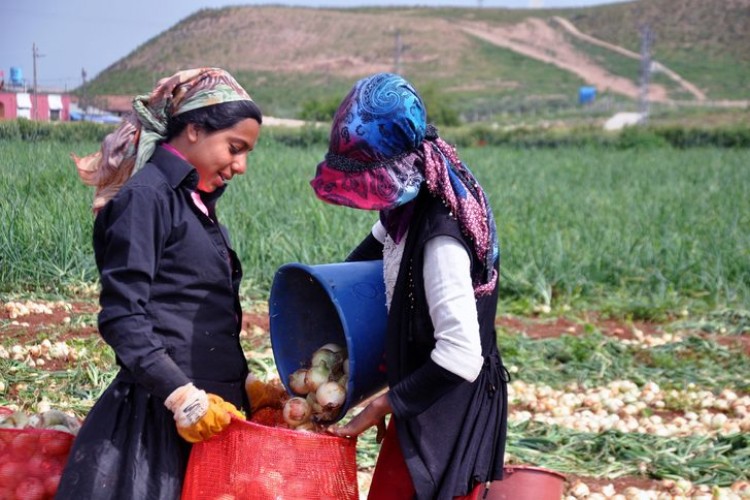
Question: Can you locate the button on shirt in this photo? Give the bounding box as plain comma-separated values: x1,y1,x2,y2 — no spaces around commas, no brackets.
93,146,246,399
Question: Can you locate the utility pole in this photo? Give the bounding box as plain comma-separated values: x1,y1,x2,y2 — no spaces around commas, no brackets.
638,24,653,124
81,68,88,115
32,43,45,120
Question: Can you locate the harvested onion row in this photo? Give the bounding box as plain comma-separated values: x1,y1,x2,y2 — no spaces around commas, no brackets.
563,477,750,499
2,300,71,319
508,379,750,437
0,339,79,369
0,409,80,435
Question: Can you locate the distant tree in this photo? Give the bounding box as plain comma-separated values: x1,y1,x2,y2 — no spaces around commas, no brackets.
417,85,461,127
299,86,460,127
299,96,342,122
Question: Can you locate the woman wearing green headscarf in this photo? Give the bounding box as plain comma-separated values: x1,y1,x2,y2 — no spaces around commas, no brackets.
56,68,263,499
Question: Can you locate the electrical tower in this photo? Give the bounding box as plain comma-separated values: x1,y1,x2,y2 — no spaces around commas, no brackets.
638,24,653,123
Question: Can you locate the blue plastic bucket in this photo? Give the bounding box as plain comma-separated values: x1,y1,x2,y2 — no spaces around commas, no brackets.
269,261,388,421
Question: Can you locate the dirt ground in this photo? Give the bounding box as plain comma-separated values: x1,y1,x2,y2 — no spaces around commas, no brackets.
2,301,748,497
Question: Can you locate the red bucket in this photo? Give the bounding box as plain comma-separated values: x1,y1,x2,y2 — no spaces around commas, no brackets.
483,465,565,500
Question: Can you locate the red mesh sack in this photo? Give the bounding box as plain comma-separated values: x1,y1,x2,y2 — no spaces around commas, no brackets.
182,417,358,500
0,408,74,500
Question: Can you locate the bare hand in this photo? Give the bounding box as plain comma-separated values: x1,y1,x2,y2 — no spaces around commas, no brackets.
327,393,392,439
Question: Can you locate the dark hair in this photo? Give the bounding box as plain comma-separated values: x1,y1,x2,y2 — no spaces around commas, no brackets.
166,100,263,141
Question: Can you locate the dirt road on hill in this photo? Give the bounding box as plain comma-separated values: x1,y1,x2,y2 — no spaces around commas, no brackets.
458,17,672,102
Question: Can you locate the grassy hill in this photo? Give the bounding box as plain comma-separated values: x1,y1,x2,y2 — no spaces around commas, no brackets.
83,1,749,122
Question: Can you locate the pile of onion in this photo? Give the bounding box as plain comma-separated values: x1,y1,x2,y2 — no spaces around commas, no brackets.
283,343,348,429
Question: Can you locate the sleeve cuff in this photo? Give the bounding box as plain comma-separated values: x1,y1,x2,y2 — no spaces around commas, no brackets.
128,349,191,399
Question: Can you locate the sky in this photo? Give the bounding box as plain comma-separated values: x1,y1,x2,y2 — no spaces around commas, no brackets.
1,0,627,91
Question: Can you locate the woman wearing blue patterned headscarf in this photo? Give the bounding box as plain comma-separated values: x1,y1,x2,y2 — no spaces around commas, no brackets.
314,73,509,500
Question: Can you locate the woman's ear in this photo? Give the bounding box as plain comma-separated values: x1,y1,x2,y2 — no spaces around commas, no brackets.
186,123,201,144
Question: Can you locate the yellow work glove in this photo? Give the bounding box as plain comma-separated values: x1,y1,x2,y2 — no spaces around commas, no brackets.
164,383,244,443
245,373,287,414
214,395,246,420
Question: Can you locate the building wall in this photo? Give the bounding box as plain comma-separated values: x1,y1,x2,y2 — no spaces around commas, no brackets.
0,93,17,119
0,92,71,121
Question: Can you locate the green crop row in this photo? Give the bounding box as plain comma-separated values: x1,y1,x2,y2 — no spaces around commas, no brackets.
2,119,749,149
1,139,749,316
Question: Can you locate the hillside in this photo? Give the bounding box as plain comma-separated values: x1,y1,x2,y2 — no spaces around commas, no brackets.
84,1,750,121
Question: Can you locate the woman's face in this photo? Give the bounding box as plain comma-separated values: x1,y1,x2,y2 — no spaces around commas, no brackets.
182,117,261,192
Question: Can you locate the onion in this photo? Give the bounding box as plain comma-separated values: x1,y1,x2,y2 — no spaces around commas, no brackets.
306,392,323,414
289,369,309,395
295,421,316,432
305,364,330,392
319,343,344,354
282,397,312,427
311,348,343,373
313,406,342,423
316,381,346,409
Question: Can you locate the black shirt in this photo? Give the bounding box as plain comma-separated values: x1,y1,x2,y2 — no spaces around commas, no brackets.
93,146,247,401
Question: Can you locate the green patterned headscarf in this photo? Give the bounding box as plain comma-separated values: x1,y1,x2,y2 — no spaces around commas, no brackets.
74,67,254,212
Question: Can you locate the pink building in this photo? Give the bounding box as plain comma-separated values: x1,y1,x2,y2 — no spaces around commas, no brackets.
0,90,71,121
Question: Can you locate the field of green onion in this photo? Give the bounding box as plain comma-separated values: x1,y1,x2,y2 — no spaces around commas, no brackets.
2,139,748,311
1,138,749,498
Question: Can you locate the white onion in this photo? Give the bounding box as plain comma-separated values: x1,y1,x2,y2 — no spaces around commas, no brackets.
305,364,330,392
319,343,344,354
311,348,343,372
282,397,312,427
289,369,309,395
316,381,346,409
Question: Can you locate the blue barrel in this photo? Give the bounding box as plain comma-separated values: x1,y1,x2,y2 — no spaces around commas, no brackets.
578,86,597,104
269,261,388,422
9,67,23,87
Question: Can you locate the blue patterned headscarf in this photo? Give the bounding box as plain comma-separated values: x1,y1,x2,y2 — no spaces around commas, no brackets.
311,72,499,296
311,73,426,210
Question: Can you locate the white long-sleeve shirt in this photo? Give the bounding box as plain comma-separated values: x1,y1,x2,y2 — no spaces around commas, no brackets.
372,220,484,382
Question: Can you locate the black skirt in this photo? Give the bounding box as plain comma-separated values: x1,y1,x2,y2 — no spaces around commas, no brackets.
398,349,509,500
55,377,192,500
